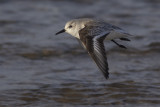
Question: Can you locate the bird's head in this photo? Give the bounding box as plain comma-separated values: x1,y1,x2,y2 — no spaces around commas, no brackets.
64,20,77,36
55,18,92,38
55,19,79,37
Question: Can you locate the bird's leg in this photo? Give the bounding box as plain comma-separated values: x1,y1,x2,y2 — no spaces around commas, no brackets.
120,37,130,41
111,40,127,49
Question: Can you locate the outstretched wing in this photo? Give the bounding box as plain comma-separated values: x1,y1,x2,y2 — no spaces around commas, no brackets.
79,26,109,79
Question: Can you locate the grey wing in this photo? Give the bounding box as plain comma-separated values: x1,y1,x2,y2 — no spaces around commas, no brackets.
79,27,109,79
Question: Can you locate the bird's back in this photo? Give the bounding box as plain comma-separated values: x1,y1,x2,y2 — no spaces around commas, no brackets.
81,19,131,40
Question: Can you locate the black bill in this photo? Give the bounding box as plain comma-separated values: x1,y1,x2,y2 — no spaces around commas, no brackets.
55,29,65,35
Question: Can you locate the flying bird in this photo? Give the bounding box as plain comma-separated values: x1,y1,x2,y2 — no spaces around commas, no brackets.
56,18,131,79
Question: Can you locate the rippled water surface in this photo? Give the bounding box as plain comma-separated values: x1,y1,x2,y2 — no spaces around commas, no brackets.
0,0,160,107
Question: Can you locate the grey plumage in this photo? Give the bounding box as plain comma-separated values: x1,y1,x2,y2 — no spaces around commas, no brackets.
56,18,131,79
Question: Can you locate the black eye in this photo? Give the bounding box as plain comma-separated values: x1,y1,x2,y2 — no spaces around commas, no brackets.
68,25,72,28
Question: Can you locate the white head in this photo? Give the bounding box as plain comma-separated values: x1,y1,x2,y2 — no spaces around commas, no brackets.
64,19,80,37
56,18,93,38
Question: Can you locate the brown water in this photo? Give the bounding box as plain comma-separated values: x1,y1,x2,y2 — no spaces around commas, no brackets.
0,0,160,107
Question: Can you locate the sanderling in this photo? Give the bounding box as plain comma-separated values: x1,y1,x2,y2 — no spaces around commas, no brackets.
56,18,131,79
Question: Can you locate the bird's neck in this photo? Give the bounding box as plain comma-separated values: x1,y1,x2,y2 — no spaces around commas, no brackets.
72,24,85,39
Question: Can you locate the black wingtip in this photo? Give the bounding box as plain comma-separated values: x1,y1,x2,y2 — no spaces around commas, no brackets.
120,38,131,41
105,75,109,79
111,40,127,49
119,45,127,49
103,71,109,79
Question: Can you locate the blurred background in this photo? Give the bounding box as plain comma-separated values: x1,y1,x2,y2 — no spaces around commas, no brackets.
0,0,160,107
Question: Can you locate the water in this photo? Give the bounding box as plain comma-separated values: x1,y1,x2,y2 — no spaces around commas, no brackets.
0,0,160,106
